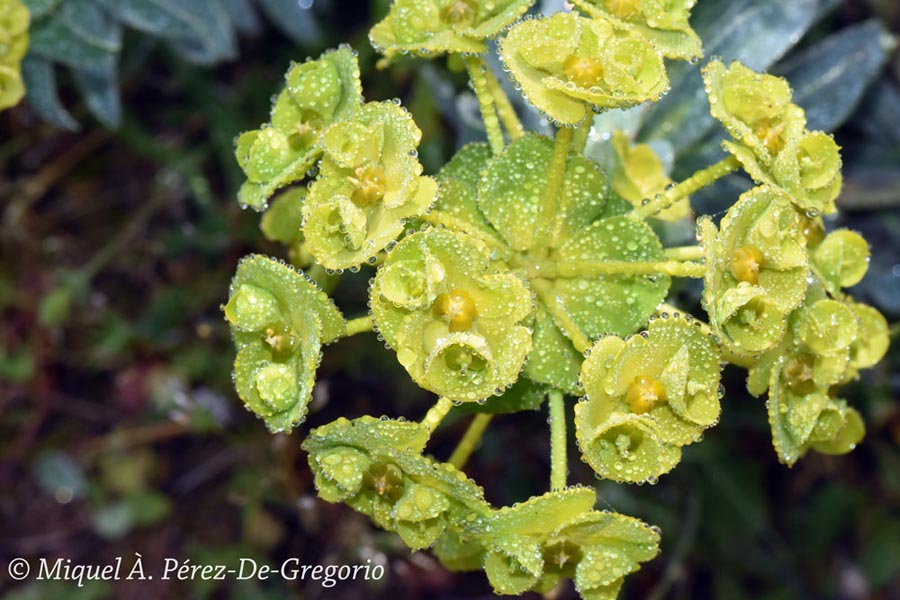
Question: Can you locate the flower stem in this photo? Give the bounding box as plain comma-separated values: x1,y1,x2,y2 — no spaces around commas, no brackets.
665,245,704,261
633,155,740,219
538,125,574,251
449,413,493,469
422,397,454,434
548,389,567,491
484,64,524,141
343,315,374,337
532,279,592,354
540,259,706,279
466,56,505,155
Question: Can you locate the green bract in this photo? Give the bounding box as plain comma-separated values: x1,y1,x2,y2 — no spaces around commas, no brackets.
302,101,437,270
371,228,532,401
224,255,343,432
813,229,870,294
369,0,534,62
704,60,843,214
571,0,702,60
0,0,29,110
701,186,808,356
303,416,491,550
500,12,669,125
575,315,722,483
235,47,363,211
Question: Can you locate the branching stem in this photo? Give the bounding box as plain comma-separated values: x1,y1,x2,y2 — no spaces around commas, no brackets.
466,56,505,155
343,315,374,337
634,155,740,219
484,64,524,141
449,413,493,469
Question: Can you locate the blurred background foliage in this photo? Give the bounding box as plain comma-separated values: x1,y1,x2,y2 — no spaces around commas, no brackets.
1,0,899,598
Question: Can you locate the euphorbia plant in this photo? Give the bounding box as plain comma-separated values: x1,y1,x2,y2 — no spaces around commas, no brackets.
224,1,889,597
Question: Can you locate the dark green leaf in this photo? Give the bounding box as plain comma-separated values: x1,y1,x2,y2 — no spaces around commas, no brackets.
20,56,79,131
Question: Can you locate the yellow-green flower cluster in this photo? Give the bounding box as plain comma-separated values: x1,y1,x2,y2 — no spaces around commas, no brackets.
369,0,534,62
700,186,809,356
235,47,362,210
303,419,661,600
304,416,491,550
371,228,532,402
302,101,437,270
500,12,669,125
571,0,702,59
704,61,843,215
0,0,29,110
575,315,722,483
743,273,888,465
223,255,344,432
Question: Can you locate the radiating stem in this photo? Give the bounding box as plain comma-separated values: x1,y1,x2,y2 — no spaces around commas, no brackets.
634,155,740,219
540,259,706,279
538,125,574,250
548,389,567,491
343,315,374,337
572,119,591,154
484,64,524,141
448,413,493,469
665,245,704,261
422,397,454,434
465,56,505,155
532,279,592,354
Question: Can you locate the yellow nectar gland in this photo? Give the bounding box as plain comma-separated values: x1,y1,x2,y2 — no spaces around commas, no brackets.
433,289,478,332
783,353,816,396
604,0,641,18
440,0,477,26
752,118,786,155
626,375,666,414
563,55,604,89
731,246,765,285
364,463,404,502
264,325,297,356
349,165,387,207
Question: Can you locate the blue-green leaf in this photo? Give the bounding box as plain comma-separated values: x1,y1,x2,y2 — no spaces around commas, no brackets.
774,20,896,133
20,56,79,130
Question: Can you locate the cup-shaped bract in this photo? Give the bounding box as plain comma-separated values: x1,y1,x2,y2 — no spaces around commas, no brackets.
224,255,344,432
500,12,669,125
371,228,533,401
812,229,870,294
610,131,690,221
571,0,702,60
475,487,660,598
701,186,809,356
303,416,491,550
370,0,534,62
235,47,363,210
767,356,865,466
575,315,722,483
704,60,844,215
302,101,437,270
0,0,29,110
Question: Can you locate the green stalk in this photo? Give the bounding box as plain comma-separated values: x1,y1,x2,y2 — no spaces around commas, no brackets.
448,413,493,469
483,64,524,141
465,56,505,155
422,397,454,434
538,125,574,250
665,245,704,261
532,279,592,354
541,259,706,279
548,389,567,491
343,315,374,337
634,155,740,219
